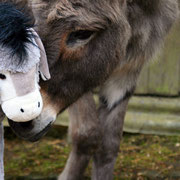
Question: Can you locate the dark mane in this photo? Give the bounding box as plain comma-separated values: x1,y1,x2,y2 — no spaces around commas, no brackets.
0,3,34,64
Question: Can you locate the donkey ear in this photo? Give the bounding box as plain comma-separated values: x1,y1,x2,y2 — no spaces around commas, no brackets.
31,29,51,81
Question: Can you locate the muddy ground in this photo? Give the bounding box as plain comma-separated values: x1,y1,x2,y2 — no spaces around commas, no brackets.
3,126,180,180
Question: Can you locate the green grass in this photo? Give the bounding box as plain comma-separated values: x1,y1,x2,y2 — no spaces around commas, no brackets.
4,127,180,180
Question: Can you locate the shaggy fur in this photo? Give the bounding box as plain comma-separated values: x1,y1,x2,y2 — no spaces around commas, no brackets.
27,0,179,109
0,38,40,73
0,2,50,73
0,3,34,64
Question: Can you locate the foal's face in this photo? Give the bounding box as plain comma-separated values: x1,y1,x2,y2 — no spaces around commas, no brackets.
9,0,131,141
0,67,43,122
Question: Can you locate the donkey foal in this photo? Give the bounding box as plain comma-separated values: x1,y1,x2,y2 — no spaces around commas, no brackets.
0,2,50,179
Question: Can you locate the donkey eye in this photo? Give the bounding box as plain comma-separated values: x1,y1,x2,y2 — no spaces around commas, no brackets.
67,30,94,45
0,74,6,80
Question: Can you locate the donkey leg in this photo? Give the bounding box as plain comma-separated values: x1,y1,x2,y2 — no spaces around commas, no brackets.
0,109,5,180
92,99,129,180
92,67,139,180
59,92,100,180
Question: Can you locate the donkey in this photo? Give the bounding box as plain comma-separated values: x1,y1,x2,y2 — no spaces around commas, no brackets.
0,2,51,179
7,0,179,179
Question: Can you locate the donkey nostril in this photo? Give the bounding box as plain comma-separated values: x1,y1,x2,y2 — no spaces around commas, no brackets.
38,102,40,108
20,108,24,113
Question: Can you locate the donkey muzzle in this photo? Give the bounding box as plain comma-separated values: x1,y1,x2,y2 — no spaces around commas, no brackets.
8,110,56,142
2,89,43,122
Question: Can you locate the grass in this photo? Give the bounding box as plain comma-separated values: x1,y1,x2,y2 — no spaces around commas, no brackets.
3,126,180,180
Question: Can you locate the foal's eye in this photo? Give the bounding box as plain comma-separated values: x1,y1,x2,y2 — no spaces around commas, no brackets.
0,74,6,80
67,30,94,45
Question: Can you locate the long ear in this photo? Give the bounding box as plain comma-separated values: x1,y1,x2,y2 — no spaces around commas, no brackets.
32,29,51,81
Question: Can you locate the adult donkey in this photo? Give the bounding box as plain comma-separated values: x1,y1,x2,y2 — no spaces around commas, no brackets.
8,0,179,179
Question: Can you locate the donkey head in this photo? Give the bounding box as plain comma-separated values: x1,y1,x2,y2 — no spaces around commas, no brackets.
9,0,131,141
0,3,50,122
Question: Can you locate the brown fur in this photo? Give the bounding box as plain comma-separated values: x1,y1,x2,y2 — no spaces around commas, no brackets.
28,0,178,110
30,0,131,110
59,31,85,61
4,0,179,179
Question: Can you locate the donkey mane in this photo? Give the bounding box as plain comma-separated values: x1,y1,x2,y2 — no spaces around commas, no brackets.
0,3,34,64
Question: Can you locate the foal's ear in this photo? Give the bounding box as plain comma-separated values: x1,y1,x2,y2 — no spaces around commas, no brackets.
32,30,51,81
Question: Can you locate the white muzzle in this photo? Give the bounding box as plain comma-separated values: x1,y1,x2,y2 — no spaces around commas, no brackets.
1,89,43,122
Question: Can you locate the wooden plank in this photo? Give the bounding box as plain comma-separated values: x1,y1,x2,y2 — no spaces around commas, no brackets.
124,96,180,135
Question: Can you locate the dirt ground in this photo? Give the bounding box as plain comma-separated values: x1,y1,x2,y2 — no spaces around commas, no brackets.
3,126,180,180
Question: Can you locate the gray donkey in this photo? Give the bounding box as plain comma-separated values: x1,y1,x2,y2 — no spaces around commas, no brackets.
6,0,179,179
